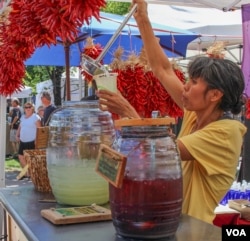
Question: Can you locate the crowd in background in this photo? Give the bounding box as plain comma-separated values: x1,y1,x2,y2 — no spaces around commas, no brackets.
6,91,56,179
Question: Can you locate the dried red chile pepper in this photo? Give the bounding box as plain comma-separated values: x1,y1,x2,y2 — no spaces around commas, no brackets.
0,0,106,95
114,64,185,118
80,40,104,83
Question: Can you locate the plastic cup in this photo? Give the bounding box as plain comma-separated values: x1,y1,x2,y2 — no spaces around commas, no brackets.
94,73,118,93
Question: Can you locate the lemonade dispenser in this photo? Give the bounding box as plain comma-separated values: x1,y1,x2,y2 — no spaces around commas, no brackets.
46,101,116,205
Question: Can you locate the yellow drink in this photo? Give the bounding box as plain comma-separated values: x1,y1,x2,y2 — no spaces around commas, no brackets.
47,162,109,205
46,101,115,206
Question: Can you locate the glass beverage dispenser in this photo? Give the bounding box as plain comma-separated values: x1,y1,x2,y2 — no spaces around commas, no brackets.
109,118,183,239
46,101,115,205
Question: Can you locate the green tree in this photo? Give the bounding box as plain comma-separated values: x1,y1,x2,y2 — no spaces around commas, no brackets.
25,66,65,106
25,66,53,91
47,66,65,106
102,1,130,15
24,1,130,104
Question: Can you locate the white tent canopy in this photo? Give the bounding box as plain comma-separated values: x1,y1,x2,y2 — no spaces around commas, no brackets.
118,1,244,63
112,0,250,11
144,3,244,65
148,0,250,11
147,4,243,50
3,0,249,11
7,85,32,99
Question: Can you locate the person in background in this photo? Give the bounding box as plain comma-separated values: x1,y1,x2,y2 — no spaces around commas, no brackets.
37,105,44,123
6,99,11,114
96,0,247,224
16,102,41,178
9,98,22,158
40,91,57,126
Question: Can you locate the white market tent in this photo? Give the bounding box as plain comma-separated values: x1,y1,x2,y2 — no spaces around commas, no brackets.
115,0,246,65
2,0,249,236
146,3,244,65
112,0,250,11
150,0,250,10
7,85,32,99
147,4,243,48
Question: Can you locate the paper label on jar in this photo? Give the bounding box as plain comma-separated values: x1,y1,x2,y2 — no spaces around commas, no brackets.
95,144,127,188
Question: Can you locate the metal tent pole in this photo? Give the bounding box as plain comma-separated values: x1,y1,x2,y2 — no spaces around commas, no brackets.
0,95,6,240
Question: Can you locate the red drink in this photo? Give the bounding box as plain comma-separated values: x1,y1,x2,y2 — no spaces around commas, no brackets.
110,123,183,239
109,176,183,239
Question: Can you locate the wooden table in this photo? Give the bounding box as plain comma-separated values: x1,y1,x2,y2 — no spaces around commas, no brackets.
0,185,221,241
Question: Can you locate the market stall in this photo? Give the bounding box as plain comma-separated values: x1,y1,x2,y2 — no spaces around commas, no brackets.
1,2,250,240
0,185,221,241
0,0,199,187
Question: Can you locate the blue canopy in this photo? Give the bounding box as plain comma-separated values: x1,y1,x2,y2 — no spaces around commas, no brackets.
25,12,199,67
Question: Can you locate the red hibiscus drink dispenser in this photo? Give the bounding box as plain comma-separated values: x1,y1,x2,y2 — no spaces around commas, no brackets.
109,118,183,239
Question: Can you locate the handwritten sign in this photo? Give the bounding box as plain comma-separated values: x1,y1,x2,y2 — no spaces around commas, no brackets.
41,205,111,225
96,144,126,188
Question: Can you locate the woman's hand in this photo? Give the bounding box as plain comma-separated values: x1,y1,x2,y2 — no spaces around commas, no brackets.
96,90,140,118
132,0,184,109
132,0,148,21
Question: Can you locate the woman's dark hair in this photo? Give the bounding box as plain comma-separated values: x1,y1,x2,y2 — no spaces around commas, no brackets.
188,57,245,115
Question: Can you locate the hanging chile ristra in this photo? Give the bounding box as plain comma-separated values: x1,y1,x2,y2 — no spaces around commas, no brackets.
0,0,106,95
113,65,185,118
108,48,185,119
80,37,104,83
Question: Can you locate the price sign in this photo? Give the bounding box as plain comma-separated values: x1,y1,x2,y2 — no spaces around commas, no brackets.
96,144,126,188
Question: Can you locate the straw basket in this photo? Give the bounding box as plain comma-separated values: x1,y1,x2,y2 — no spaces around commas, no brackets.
24,149,52,193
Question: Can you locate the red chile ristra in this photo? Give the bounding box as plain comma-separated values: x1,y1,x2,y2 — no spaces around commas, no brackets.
0,0,106,95
114,64,185,118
